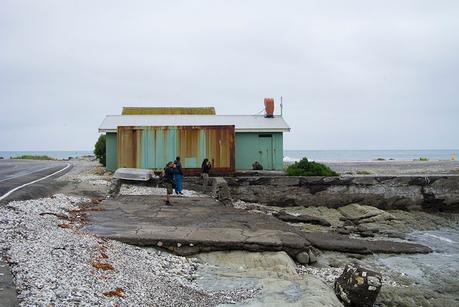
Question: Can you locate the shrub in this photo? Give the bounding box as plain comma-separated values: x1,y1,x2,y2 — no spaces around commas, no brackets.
94,134,106,166
287,157,339,177
419,157,429,161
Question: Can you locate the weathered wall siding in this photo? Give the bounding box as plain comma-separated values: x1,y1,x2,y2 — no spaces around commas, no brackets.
117,126,235,173
235,132,283,171
105,132,118,172
223,176,459,211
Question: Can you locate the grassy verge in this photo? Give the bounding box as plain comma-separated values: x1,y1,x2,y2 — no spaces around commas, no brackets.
11,155,55,160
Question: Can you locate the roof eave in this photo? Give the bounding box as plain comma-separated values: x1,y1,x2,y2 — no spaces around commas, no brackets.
235,128,290,133
99,128,290,133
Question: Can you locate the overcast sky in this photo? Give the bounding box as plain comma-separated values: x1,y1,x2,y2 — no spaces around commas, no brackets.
0,0,458,151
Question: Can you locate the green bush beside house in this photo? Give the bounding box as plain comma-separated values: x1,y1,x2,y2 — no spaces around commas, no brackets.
94,134,106,167
287,157,339,177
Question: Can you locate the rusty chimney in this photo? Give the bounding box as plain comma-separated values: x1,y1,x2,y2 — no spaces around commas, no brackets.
264,98,275,118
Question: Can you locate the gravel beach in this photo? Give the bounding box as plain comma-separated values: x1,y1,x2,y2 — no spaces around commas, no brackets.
0,185,257,306
324,160,459,176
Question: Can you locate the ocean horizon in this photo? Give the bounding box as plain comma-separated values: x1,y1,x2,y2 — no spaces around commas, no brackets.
1,149,458,162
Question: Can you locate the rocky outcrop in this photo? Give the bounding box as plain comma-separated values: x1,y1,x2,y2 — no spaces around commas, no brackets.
196,251,344,307
273,211,332,226
334,263,382,307
223,176,459,211
336,203,396,237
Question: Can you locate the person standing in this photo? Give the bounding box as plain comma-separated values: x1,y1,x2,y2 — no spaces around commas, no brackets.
174,156,184,195
201,158,211,192
164,161,176,205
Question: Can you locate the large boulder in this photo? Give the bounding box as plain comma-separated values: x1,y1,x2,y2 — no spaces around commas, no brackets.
338,203,395,224
334,263,382,307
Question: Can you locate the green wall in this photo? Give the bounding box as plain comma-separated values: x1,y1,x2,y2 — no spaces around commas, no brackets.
235,132,283,170
106,132,118,172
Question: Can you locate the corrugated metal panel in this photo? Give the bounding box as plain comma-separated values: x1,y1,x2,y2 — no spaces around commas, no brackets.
122,107,216,115
117,126,235,174
99,115,290,133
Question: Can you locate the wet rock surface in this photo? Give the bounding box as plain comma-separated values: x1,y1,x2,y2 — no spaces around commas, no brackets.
302,232,431,254
334,263,382,307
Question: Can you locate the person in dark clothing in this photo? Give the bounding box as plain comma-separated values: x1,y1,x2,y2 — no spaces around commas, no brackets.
164,161,176,205
201,158,211,192
174,156,184,195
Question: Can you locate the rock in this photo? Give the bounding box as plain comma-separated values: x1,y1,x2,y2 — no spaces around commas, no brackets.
296,252,309,264
358,231,375,238
252,161,264,170
107,179,121,198
338,203,395,224
195,251,344,307
334,263,382,307
196,251,298,279
308,247,319,264
273,211,332,226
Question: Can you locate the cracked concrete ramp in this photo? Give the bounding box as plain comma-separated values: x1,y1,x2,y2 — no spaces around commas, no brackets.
84,195,311,257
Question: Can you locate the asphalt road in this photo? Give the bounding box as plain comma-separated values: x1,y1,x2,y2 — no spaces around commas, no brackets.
0,160,71,203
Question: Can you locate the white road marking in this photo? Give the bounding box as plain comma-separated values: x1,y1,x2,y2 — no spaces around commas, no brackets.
0,163,71,201
0,165,59,183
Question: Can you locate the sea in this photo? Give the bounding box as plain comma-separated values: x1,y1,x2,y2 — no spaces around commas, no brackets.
0,149,458,162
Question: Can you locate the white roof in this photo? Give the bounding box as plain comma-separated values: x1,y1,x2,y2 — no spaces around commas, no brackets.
99,115,290,133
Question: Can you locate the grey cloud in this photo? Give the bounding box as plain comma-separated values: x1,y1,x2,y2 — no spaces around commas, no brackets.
0,0,458,150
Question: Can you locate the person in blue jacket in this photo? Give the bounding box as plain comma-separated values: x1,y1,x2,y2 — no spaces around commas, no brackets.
174,156,184,195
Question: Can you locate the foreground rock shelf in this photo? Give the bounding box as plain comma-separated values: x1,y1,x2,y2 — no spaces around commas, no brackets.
84,195,312,258
84,195,431,259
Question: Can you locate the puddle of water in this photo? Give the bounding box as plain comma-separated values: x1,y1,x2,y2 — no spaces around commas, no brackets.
371,227,459,294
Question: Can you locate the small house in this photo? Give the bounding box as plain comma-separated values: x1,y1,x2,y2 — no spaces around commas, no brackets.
98,102,290,173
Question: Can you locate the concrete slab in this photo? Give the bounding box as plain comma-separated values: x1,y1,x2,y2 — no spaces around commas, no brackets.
84,195,311,257
113,168,153,181
0,256,18,307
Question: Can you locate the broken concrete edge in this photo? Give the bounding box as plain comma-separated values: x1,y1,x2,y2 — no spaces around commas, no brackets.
105,235,311,259
104,229,432,262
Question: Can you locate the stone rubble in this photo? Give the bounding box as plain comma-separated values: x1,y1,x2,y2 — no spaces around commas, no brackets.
119,184,206,197
0,194,257,306
63,174,111,186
